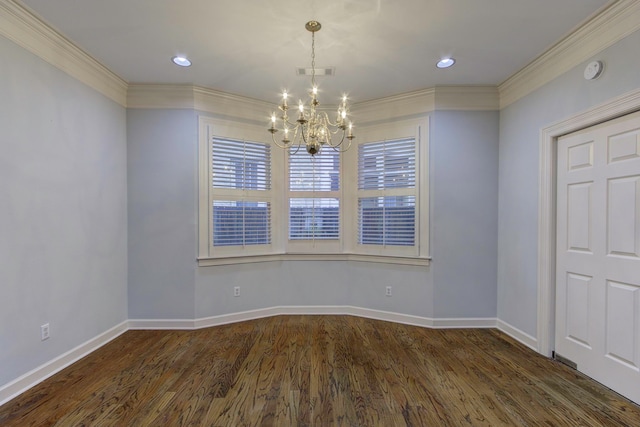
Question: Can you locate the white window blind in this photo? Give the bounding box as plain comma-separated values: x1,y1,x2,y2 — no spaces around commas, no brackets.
213,201,271,246
198,116,428,265
358,138,415,190
211,137,271,247
357,138,416,247
212,138,270,190
288,147,340,240
289,198,339,240
358,196,415,246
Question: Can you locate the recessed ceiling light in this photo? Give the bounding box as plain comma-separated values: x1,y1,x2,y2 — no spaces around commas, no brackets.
172,56,192,67
436,57,455,69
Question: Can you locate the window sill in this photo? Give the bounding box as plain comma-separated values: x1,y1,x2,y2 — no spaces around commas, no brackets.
197,253,431,267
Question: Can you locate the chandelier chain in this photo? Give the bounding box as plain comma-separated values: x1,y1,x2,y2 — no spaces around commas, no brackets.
311,31,316,88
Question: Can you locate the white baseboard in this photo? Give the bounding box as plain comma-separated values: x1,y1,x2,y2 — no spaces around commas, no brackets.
0,320,129,407
497,319,539,352
431,317,497,329
130,306,497,331
128,318,196,330
1,310,507,407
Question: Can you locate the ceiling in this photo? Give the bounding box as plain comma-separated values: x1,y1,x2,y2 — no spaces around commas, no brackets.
19,0,611,104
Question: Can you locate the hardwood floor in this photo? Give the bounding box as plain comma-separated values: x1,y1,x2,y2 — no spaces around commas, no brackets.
1,315,639,426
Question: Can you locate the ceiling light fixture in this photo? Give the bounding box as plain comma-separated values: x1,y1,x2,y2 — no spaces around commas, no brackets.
172,56,192,67
268,21,354,156
436,57,455,68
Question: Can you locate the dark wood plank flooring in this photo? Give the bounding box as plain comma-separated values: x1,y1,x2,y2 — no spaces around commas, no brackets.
1,315,639,426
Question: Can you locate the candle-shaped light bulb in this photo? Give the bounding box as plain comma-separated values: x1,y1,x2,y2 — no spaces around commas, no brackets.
299,101,304,113
348,122,353,137
271,113,276,124
341,110,347,119
283,91,288,100
342,94,347,103
312,86,318,95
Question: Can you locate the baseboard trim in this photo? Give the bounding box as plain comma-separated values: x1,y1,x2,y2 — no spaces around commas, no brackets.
1,310,505,407
431,317,497,329
496,319,538,351
130,306,497,331
128,318,196,330
0,320,129,407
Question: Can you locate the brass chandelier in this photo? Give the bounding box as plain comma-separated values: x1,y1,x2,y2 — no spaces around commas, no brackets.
268,20,354,156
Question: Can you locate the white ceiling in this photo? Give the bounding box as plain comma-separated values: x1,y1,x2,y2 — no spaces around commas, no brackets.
19,0,611,104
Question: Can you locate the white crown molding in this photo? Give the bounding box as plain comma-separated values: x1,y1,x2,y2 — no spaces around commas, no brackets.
433,86,499,111
352,88,436,124
129,84,498,125
193,86,273,123
127,84,273,124
499,0,640,109
352,86,499,125
0,0,128,107
127,84,197,110
0,320,128,407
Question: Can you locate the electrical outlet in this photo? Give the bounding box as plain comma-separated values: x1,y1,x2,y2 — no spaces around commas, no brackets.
41,323,50,341
385,286,392,297
234,286,240,297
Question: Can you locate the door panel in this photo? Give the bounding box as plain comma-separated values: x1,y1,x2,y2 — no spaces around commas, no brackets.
556,110,640,405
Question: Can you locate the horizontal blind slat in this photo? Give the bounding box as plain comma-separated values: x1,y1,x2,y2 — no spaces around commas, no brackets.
212,137,271,190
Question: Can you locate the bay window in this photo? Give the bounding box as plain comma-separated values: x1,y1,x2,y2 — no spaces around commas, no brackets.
198,115,428,265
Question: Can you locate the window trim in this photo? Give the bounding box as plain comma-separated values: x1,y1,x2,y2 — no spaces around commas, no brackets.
344,117,430,260
285,144,343,254
198,115,430,266
198,117,284,260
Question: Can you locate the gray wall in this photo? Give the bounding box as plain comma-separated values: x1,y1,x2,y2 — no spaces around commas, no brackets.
127,109,499,323
0,36,128,386
432,111,499,318
127,109,198,319
497,29,640,337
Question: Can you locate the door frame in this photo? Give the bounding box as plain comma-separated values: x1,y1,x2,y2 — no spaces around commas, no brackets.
537,88,640,357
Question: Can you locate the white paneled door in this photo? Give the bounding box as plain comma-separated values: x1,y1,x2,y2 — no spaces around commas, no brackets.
556,110,640,404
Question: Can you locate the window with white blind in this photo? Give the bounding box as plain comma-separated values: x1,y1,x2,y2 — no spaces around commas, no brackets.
347,119,428,260
287,146,341,252
198,118,281,260
198,115,429,265
357,137,416,248
211,137,271,247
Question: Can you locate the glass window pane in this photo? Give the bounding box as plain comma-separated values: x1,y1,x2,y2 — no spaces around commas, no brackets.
358,196,415,246
213,201,270,246
289,147,340,192
358,137,415,190
212,138,271,190
289,198,340,240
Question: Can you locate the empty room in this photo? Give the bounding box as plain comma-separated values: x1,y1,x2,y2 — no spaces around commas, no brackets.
1,0,640,425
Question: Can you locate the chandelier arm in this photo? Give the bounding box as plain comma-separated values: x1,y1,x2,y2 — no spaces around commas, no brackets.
289,141,302,155
329,132,354,153
283,118,300,128
327,128,346,148
318,111,342,128
271,132,290,149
